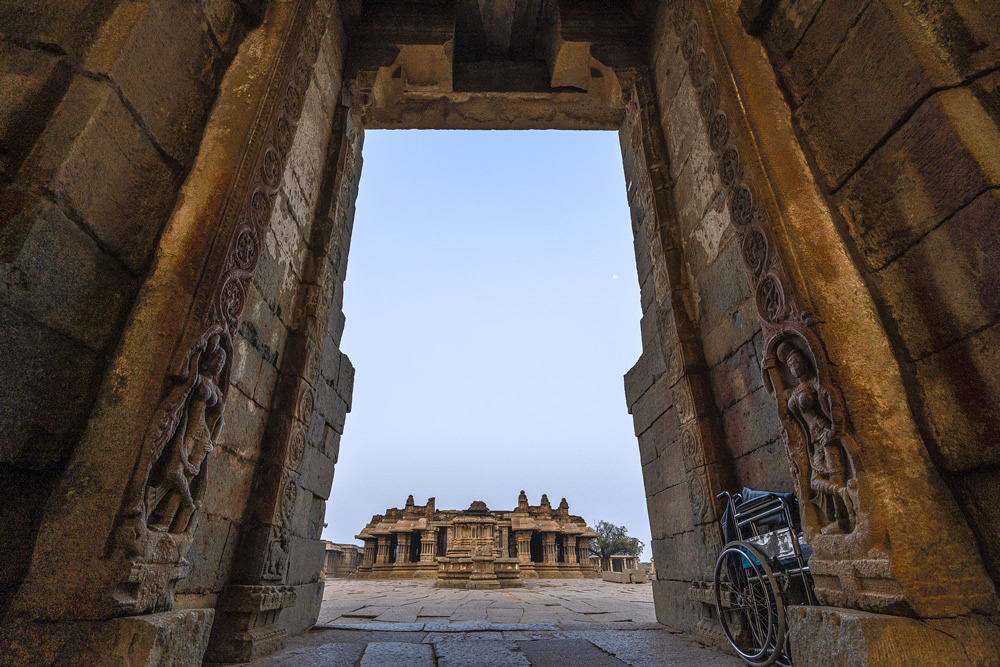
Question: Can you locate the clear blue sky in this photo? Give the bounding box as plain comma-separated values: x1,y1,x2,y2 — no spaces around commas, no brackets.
322,129,651,560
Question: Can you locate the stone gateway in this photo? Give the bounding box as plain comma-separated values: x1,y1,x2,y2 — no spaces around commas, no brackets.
1,0,999,665
354,493,599,588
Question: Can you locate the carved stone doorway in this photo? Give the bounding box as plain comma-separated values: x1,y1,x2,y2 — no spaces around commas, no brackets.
4,1,998,665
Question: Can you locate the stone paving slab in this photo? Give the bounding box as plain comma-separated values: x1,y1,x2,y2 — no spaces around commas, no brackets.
358,641,435,665
374,607,422,622
256,640,367,666
323,621,563,632
343,605,391,618
419,603,461,616
326,621,428,632
353,630,428,644
565,630,741,667
500,630,567,641
423,631,507,642
518,638,626,666
435,638,531,666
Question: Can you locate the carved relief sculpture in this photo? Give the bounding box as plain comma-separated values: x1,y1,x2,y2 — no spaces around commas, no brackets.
146,332,228,534
263,526,291,581
117,326,233,546
765,334,860,536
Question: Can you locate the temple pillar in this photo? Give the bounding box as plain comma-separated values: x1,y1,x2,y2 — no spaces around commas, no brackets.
577,537,595,576
565,536,578,564
363,540,376,567
0,1,344,662
543,534,556,564
515,531,532,566
397,533,411,565
411,528,439,579
499,526,509,558
420,529,438,562
375,536,389,565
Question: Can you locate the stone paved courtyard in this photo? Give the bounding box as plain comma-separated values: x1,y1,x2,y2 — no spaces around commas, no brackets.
255,580,738,666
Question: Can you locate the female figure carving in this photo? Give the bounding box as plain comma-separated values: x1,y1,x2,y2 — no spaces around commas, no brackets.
145,333,228,534
772,339,858,535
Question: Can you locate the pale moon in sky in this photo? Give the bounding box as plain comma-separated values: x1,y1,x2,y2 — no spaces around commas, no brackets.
612,274,618,279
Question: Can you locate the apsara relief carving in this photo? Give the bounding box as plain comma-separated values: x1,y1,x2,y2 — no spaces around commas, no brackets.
764,332,860,536
145,329,230,535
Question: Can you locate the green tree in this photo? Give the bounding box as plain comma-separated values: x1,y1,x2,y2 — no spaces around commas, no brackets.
589,520,644,571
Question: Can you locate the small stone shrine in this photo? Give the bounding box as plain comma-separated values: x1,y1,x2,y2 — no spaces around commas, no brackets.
355,492,599,588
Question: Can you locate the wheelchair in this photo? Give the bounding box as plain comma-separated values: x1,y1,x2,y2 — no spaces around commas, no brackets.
713,488,816,666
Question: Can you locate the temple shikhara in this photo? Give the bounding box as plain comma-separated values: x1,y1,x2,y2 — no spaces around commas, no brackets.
355,493,599,588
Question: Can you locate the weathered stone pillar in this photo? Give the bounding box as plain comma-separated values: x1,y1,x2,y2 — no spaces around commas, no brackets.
397,533,411,564
617,66,735,640
652,0,999,621
363,540,376,567
577,537,590,563
515,531,532,566
207,47,360,664
565,536,578,564
420,529,438,562
499,526,509,558
543,534,557,564
375,536,389,565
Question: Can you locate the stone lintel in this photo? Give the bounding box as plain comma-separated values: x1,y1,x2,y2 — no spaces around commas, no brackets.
362,92,623,130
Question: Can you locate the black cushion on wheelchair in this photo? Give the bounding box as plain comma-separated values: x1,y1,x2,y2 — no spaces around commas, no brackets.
740,487,797,507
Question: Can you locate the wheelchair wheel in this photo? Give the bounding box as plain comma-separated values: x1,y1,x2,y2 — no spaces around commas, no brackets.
714,541,787,666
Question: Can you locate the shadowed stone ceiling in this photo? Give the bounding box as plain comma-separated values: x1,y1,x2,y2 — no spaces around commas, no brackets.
348,0,643,128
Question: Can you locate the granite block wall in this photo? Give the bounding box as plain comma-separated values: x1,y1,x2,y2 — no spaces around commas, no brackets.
0,0,256,618
750,0,1000,588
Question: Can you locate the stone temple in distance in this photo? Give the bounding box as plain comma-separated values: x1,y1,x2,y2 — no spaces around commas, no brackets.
354,492,599,588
